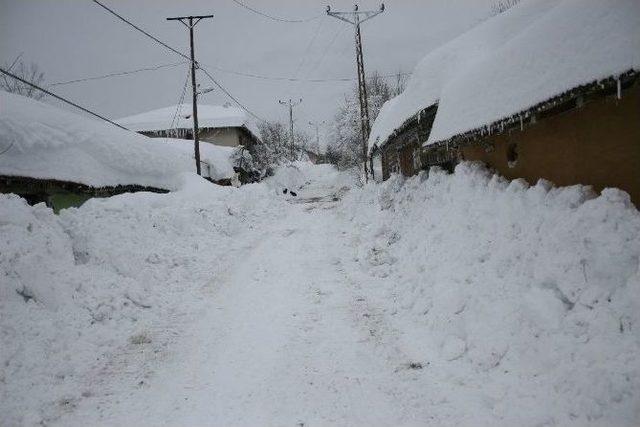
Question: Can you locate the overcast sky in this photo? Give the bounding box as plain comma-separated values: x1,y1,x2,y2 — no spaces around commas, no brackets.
1,0,494,144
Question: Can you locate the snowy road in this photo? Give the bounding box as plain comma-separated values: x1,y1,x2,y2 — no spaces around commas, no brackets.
5,163,639,427
58,168,419,426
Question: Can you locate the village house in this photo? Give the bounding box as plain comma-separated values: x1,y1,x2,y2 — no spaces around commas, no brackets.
117,102,261,150
368,0,640,205
0,92,226,212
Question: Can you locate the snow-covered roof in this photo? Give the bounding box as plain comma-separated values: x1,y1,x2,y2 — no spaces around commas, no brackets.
0,91,195,190
117,103,261,141
369,0,640,152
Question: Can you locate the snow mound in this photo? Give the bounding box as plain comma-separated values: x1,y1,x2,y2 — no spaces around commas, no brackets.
369,0,640,151
0,173,286,425
0,91,187,189
151,138,236,181
117,103,260,141
339,162,640,425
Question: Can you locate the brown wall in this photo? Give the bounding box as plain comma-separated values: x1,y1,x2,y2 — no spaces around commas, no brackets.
461,83,640,206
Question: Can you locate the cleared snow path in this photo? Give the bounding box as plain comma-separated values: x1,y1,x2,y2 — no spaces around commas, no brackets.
8,163,638,426
57,169,420,426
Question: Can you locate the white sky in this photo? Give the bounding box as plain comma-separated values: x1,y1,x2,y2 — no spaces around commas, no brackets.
1,0,494,145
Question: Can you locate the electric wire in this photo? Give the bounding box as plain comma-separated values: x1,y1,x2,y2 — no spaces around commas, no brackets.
307,26,346,78
169,68,191,134
50,61,188,87
0,66,129,131
229,0,322,23
199,67,268,123
91,0,192,62
291,17,325,80
91,0,268,123
205,62,410,83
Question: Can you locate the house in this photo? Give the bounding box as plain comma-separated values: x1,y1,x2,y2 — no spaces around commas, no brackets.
0,92,218,211
368,0,640,205
117,103,261,150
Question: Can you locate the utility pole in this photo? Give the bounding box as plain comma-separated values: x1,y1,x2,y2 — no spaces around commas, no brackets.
278,98,302,160
308,120,326,152
327,4,384,181
167,14,214,176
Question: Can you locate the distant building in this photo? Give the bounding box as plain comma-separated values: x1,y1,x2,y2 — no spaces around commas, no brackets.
368,0,640,206
117,103,261,150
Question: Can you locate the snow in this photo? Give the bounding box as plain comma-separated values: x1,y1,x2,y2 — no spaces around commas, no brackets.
2,162,639,426
369,0,640,151
150,138,236,181
0,91,188,190
117,103,261,141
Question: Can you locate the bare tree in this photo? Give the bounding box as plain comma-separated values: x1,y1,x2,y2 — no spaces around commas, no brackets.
327,70,407,169
1,58,47,100
255,120,311,170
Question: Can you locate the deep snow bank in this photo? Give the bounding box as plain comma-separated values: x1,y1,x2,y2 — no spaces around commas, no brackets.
339,162,640,425
0,174,287,426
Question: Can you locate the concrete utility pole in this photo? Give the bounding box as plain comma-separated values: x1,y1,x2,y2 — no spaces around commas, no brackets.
167,14,214,176
308,120,326,152
326,4,385,181
279,98,303,159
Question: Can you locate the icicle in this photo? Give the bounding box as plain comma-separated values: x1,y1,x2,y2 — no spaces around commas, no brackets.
617,77,622,100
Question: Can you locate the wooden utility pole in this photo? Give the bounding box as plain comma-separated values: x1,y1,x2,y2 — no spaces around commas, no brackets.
327,4,385,181
279,98,302,159
167,14,214,176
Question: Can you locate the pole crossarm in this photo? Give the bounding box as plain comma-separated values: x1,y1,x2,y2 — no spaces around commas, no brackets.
167,15,214,28
326,4,384,25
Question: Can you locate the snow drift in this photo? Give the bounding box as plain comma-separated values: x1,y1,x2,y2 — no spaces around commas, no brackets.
2,161,639,425
0,175,285,426
369,0,640,151
338,163,640,425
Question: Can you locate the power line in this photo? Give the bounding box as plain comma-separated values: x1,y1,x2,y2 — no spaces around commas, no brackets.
206,62,410,83
0,66,129,131
169,67,191,132
230,0,322,23
292,18,325,79
91,0,192,62
50,61,188,87
91,0,269,124
200,67,268,123
307,25,346,78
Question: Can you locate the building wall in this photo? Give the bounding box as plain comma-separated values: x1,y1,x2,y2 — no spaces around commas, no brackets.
381,142,421,180
200,127,241,147
460,82,640,206
142,127,259,149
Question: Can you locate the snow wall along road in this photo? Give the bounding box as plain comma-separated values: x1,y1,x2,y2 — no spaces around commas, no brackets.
336,161,640,425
